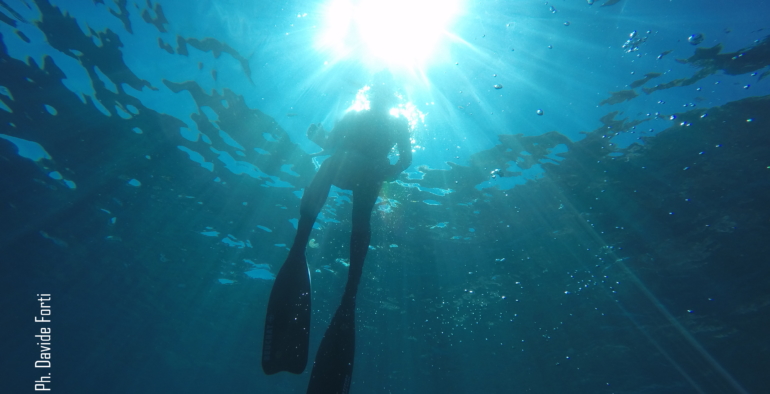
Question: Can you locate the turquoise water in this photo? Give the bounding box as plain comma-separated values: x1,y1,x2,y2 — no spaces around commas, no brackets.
1,0,769,393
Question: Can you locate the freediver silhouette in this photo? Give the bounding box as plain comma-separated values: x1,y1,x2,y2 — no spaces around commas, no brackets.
262,72,412,394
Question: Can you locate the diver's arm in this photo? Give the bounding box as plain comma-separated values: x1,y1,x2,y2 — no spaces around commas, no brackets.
386,122,412,180
307,114,354,156
394,136,412,172
307,123,329,156
325,113,354,151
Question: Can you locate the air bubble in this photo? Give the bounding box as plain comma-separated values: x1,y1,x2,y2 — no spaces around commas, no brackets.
688,33,704,45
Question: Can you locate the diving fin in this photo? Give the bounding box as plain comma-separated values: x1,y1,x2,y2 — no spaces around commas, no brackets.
262,251,312,375
306,294,356,394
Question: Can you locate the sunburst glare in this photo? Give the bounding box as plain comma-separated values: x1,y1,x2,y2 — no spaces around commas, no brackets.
317,0,462,70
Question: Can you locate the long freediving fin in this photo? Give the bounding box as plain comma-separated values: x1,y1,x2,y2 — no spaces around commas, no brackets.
262,251,312,375
306,294,356,394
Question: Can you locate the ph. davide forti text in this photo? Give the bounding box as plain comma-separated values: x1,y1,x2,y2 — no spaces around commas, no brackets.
35,294,52,391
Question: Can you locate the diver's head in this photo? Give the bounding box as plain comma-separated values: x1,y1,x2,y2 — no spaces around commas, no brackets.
368,83,398,112
368,69,399,112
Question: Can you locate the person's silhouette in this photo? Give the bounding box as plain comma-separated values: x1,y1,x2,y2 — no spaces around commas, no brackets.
263,74,412,394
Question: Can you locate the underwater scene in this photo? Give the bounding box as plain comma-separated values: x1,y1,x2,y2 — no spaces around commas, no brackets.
2,0,769,393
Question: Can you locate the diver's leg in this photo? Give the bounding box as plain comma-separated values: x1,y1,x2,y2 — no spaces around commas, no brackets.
263,161,335,375
291,163,335,255
346,181,381,294
307,181,381,394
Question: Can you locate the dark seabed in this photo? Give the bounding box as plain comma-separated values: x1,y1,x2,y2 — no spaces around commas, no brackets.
1,0,769,393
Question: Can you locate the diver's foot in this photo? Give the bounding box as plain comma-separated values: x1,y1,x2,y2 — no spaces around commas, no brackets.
306,296,357,393
262,252,312,375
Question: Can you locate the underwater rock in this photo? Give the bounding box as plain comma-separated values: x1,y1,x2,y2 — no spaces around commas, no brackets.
629,72,662,89
599,89,638,106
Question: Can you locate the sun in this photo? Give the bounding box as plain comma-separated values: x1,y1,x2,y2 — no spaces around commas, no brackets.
317,0,462,70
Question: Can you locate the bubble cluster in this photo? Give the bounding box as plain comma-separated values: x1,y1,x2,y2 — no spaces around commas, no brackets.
622,30,650,53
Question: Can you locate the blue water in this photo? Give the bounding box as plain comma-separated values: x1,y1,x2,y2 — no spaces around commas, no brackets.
1,0,769,393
